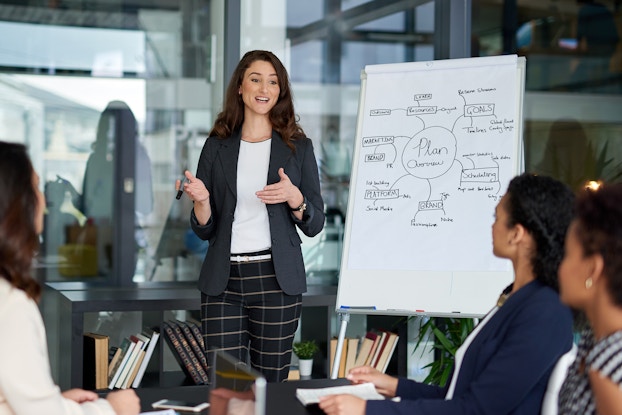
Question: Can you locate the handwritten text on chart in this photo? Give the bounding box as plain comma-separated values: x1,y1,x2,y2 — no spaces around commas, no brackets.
408,106,437,115
414,94,432,100
370,109,391,116
363,136,394,146
464,104,494,117
365,153,385,162
418,199,444,211
461,167,498,183
365,189,399,199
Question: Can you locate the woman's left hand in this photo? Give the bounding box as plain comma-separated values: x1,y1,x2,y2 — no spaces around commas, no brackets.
62,388,98,403
318,394,366,415
256,167,303,208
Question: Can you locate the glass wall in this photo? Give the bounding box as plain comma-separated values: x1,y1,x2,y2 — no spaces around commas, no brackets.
472,0,622,191
0,0,215,285
0,0,438,287
4,0,619,288
284,0,436,284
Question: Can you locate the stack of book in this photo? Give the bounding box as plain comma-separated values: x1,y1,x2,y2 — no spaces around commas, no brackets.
329,330,399,377
161,319,209,385
83,327,160,390
107,327,161,389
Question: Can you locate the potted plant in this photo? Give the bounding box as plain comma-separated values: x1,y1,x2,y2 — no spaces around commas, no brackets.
293,340,319,377
413,317,475,386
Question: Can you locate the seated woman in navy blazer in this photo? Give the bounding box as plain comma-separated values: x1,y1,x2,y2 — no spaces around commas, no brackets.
319,173,575,415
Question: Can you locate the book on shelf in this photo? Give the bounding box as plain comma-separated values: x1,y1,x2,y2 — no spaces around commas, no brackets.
338,338,348,378
120,331,151,389
83,332,109,390
327,330,398,378
287,368,300,380
108,338,132,388
108,346,119,364
167,320,209,377
162,321,209,385
374,331,399,373
328,336,362,378
114,334,146,389
344,337,360,375
354,331,377,368
364,331,383,367
369,331,388,368
131,327,161,388
176,320,209,372
184,318,205,350
329,337,348,378
122,349,145,389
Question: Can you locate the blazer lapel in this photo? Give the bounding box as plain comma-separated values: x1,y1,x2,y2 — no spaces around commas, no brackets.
268,131,292,185
471,281,541,342
218,131,241,196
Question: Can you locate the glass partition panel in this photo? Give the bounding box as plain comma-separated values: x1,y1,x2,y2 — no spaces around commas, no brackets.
2,0,443,286
472,0,622,190
0,1,217,285
285,0,436,283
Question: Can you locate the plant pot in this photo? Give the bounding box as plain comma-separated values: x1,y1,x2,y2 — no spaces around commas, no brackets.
299,358,313,377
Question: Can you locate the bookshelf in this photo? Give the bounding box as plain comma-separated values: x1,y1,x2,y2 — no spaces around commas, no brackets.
43,281,337,390
330,315,409,379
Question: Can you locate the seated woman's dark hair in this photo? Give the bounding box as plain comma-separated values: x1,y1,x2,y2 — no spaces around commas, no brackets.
505,173,575,291
0,141,41,300
574,182,622,306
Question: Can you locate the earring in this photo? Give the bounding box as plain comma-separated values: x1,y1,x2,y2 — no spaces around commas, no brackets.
585,278,593,289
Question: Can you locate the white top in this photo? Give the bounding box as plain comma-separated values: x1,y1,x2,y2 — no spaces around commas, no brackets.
0,278,114,415
231,139,272,254
445,306,499,400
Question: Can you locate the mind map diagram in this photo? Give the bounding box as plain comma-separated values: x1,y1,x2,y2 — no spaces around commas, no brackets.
345,58,520,275
356,83,518,229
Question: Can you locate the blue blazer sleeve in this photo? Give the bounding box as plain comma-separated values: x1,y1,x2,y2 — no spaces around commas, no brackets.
367,282,573,415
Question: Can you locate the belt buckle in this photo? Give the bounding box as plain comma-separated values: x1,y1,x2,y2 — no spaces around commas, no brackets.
231,255,249,262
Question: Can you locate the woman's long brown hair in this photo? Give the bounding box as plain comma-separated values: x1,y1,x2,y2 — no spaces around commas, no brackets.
0,141,41,301
209,50,305,150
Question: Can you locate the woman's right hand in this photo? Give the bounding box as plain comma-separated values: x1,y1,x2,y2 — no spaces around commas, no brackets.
347,366,399,397
106,389,140,415
176,171,210,204
176,170,211,225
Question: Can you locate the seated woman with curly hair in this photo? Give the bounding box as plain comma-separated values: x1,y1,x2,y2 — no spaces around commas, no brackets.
558,182,622,415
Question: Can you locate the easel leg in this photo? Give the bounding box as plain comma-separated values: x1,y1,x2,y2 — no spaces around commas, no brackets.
331,312,350,379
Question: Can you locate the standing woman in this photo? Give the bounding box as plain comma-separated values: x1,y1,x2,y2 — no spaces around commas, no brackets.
319,173,575,415
0,141,140,415
558,183,622,415
178,50,325,382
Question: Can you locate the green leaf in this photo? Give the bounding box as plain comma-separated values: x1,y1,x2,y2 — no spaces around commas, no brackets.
412,317,476,386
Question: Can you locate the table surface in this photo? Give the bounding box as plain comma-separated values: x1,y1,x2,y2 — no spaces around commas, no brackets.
135,378,351,415
46,282,337,311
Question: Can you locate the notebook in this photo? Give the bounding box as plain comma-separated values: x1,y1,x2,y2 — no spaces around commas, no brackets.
296,382,385,406
209,350,267,415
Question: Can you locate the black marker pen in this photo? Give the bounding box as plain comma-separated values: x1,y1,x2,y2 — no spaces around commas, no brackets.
176,177,188,200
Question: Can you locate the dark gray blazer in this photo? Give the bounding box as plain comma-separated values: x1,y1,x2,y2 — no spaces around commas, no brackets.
190,129,325,296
